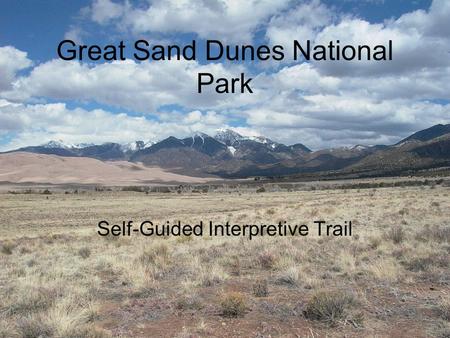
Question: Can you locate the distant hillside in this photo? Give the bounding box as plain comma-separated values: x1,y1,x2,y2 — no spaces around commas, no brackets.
396,124,450,144
3,124,450,179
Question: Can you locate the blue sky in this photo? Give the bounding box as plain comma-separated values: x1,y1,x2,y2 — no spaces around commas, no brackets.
0,0,448,150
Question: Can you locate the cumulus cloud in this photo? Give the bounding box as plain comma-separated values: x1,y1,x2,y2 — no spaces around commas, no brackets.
2,0,450,150
90,0,124,24
0,100,231,151
3,58,253,112
0,46,32,91
87,0,290,42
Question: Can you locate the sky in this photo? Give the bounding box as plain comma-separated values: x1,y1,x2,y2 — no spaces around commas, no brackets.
0,0,449,151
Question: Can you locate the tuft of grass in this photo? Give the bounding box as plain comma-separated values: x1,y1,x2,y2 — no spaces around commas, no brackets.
258,251,276,270
385,226,405,244
5,286,56,316
220,292,247,317
437,299,450,321
139,243,170,266
78,247,91,259
176,294,203,311
252,279,269,297
275,266,300,286
16,315,53,338
1,242,14,255
303,290,357,325
415,225,450,243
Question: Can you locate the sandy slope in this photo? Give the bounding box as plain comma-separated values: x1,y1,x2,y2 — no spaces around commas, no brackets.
0,152,212,185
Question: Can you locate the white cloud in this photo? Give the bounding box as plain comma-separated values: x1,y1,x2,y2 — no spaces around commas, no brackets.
0,100,229,151
87,0,290,42
2,1,450,151
90,0,124,24
0,46,32,91
3,58,252,112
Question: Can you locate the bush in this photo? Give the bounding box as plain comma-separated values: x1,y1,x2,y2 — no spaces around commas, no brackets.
258,251,276,270
252,279,268,297
1,242,14,255
16,316,53,338
176,294,203,311
303,291,356,325
256,187,266,193
78,247,91,259
275,267,300,286
386,226,405,244
220,292,246,317
437,299,450,321
139,243,170,266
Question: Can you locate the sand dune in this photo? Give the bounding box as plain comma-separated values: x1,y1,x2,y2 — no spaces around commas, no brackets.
0,152,212,185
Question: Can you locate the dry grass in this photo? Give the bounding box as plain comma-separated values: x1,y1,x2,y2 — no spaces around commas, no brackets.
0,182,448,336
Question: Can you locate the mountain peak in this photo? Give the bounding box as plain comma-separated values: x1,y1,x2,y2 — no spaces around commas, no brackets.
215,128,246,146
396,123,450,145
42,140,70,149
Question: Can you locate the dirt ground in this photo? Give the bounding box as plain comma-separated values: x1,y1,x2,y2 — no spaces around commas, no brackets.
0,181,449,337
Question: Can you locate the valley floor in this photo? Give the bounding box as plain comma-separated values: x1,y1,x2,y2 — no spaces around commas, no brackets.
0,183,449,337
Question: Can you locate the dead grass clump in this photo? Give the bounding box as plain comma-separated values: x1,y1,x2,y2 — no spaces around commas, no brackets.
368,236,381,249
252,279,269,297
229,256,241,276
176,294,203,311
139,243,170,266
258,251,277,270
6,286,56,316
220,292,247,317
200,265,228,287
303,290,357,326
415,225,450,243
437,299,450,321
16,315,53,338
275,266,300,286
0,319,18,338
266,208,276,215
78,247,91,259
1,242,14,255
385,226,405,244
404,254,449,272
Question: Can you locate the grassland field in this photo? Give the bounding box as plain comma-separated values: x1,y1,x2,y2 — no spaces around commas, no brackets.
0,179,449,337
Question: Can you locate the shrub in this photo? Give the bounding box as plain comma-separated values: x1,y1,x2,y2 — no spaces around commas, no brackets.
176,294,203,311
78,247,91,259
437,299,450,321
1,242,14,255
303,291,355,325
258,251,276,270
266,208,276,215
275,266,300,286
6,286,56,316
252,279,269,297
16,315,53,338
386,226,405,244
139,243,170,266
256,187,266,193
220,292,246,317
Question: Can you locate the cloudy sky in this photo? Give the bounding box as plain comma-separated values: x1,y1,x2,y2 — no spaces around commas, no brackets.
0,0,449,151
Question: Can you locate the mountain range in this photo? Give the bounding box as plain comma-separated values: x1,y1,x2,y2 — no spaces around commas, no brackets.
3,124,450,179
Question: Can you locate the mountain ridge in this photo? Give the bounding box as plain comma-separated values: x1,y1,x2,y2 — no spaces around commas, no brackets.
3,124,450,179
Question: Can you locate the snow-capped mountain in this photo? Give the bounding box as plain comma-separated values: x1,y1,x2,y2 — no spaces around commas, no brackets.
8,124,449,179
214,129,247,146
41,140,71,149
121,140,154,152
